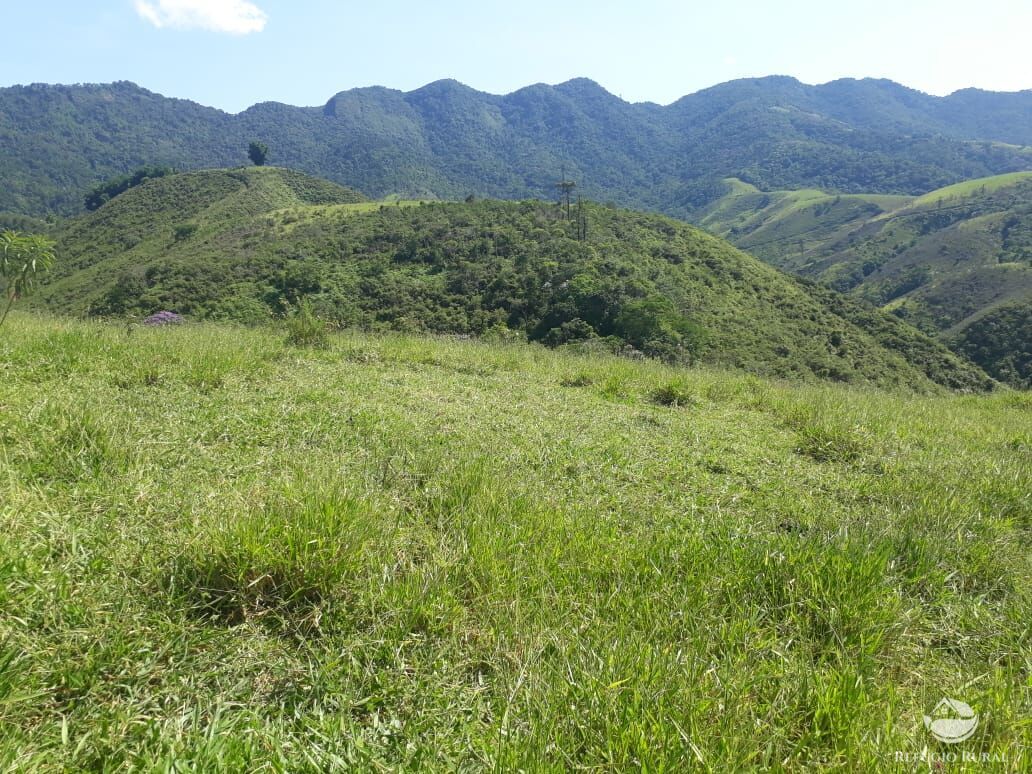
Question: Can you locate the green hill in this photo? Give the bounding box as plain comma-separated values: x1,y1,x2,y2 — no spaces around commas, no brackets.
33,168,992,392
2,77,1031,217
47,166,365,296
695,178,913,270
698,173,1032,387
952,301,1032,387
0,314,1027,768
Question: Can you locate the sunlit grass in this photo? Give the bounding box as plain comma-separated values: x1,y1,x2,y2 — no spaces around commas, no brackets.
0,313,1028,769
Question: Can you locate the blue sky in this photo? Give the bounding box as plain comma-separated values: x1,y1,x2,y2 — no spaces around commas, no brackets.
2,0,1030,112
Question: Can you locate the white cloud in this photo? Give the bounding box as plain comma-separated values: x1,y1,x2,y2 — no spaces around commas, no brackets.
134,0,268,35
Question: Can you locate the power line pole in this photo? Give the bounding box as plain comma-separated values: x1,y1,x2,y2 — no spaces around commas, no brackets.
556,166,576,221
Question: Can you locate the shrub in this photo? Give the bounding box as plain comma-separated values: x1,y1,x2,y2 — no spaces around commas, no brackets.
649,380,697,407
172,223,198,242
543,318,596,347
285,299,328,348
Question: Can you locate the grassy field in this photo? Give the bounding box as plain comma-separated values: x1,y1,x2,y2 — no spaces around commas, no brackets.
1,314,1029,770
910,172,1032,208
695,179,912,268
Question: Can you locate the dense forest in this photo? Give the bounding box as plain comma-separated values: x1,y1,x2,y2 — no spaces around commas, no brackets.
1,77,1030,217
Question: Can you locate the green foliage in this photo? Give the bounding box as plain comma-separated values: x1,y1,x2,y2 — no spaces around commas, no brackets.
84,166,174,211
31,170,993,390
703,173,1032,388
94,272,146,316
0,213,53,234
0,314,1027,768
0,230,56,329
1,78,1031,217
541,318,596,347
248,141,269,167
285,299,328,348
172,223,198,242
612,296,706,362
952,301,1032,388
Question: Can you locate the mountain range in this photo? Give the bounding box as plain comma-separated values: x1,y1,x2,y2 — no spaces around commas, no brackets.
2,76,1031,218
4,75,1030,388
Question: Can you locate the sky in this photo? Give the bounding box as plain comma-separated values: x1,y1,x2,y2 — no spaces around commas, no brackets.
2,0,1030,112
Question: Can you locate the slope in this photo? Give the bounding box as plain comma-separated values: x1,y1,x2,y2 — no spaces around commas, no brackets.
50,165,365,287
34,169,992,392
809,174,1032,387
0,314,1027,769
2,77,1031,218
698,173,1032,387
695,177,912,269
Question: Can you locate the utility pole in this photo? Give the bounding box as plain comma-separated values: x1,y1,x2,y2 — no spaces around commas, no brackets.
556,166,576,221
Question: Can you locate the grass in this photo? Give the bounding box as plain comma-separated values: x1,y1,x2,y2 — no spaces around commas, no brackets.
0,313,1029,770
285,300,329,348
267,200,431,234
910,172,1032,208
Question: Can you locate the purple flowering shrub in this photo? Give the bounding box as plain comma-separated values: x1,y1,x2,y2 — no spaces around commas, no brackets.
142,311,185,326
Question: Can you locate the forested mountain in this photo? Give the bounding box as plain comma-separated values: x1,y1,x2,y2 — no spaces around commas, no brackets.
699,173,1032,387
2,77,1031,217
31,167,993,392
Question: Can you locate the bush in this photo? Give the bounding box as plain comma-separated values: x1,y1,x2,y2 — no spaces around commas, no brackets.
285,299,328,348
543,318,596,347
649,380,697,407
172,223,198,242
612,296,706,363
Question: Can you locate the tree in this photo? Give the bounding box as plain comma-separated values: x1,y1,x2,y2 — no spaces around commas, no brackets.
248,141,269,167
84,166,174,211
0,230,56,329
612,295,706,362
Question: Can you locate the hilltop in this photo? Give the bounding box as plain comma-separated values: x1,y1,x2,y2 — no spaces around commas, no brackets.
32,167,993,392
1,77,1031,217
700,173,1032,386
0,315,1027,768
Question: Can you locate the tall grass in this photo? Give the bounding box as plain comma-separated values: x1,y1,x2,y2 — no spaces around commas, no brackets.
0,313,1028,769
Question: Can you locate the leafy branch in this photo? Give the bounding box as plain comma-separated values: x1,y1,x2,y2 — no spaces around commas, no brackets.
1,230,56,329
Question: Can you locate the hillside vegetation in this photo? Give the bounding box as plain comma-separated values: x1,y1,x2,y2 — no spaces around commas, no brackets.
2,77,1031,217
700,173,1032,386
34,168,993,392
0,315,1028,769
